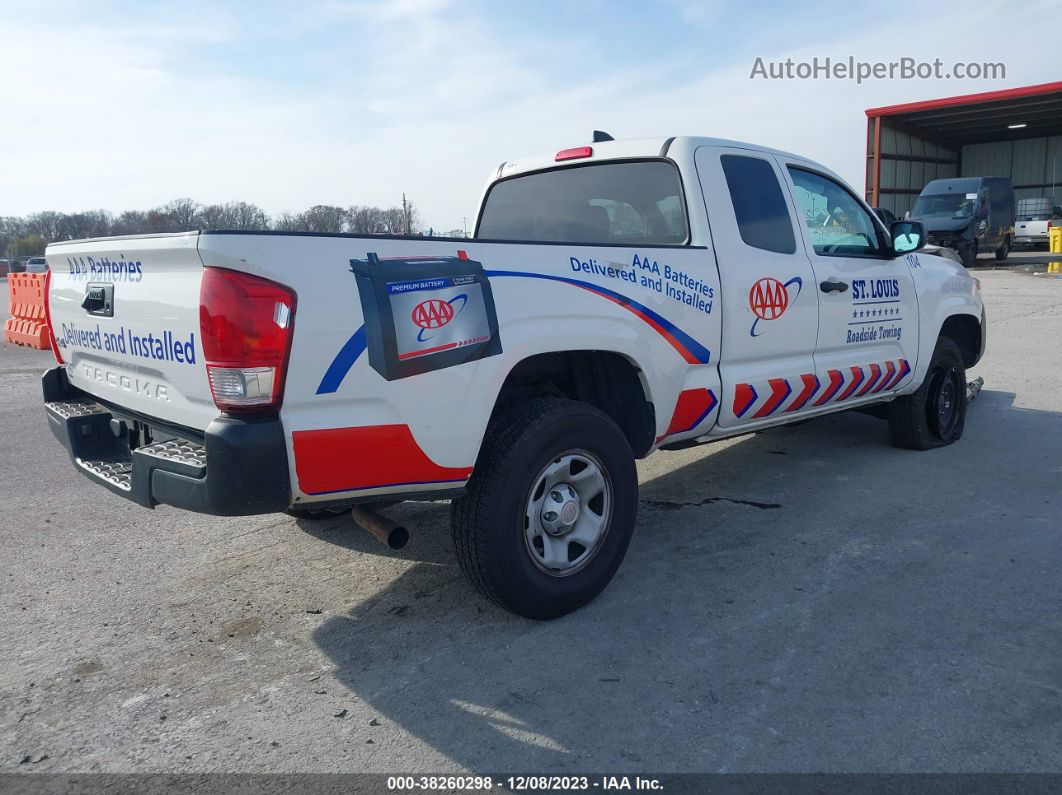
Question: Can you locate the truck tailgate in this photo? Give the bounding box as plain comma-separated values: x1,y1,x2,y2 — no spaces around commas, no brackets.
46,233,217,431
1015,219,1048,240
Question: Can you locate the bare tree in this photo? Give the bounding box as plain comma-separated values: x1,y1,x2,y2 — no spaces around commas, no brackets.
158,198,201,231
297,205,349,233
198,204,230,229
0,195,426,251
348,205,387,234
79,210,113,238
381,206,405,234
25,211,64,241
271,212,305,232
229,201,270,230
1,217,26,256
52,211,113,240
143,210,171,234
0,216,26,239
111,210,148,236
199,201,271,230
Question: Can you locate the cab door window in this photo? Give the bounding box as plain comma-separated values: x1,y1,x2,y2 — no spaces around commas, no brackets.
720,154,796,254
788,167,883,257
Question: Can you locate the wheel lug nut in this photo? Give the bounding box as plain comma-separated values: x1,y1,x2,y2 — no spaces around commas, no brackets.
550,491,562,501
543,511,557,521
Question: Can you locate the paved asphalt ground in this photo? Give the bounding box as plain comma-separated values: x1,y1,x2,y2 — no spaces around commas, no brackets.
1,268,1060,774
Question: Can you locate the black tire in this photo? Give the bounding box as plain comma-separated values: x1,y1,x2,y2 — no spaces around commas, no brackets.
995,236,1010,261
888,337,966,450
451,398,637,619
960,241,977,269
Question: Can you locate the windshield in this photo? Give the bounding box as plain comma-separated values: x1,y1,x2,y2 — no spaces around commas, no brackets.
911,193,978,219
477,160,688,245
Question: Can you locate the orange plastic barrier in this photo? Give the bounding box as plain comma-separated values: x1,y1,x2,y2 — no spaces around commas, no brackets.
4,272,50,349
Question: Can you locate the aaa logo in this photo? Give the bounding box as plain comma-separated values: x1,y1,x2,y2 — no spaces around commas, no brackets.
749,276,802,337
412,299,455,329
412,295,469,342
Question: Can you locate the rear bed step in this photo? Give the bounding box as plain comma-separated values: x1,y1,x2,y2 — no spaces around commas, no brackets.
75,440,208,494
45,397,207,506
76,457,133,491
45,399,108,419
43,369,291,516
137,439,207,472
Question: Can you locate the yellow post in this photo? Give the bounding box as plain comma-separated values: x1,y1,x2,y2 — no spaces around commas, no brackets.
1049,228,1062,272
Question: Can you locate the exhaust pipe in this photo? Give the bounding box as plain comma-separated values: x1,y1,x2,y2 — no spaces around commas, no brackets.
351,504,409,550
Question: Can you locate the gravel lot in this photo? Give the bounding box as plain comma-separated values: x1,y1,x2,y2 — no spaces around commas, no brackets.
1,269,1060,774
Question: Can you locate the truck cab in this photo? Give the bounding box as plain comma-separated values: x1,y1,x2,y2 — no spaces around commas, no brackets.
41,135,985,618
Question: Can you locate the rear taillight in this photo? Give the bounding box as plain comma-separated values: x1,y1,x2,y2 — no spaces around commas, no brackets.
199,268,296,413
43,268,64,364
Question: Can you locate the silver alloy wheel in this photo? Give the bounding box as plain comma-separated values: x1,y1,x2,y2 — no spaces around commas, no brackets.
523,450,612,577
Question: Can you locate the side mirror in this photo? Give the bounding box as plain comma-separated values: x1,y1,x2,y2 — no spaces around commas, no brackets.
890,220,926,254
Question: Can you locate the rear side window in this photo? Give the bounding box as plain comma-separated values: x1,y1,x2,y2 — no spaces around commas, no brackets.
476,160,688,245
720,155,796,254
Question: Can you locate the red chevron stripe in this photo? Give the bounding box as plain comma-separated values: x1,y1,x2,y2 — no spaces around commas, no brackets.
657,388,718,441
872,360,896,393
786,373,820,412
814,370,845,406
887,358,910,389
733,383,757,418
855,363,882,397
836,366,865,402
753,378,793,418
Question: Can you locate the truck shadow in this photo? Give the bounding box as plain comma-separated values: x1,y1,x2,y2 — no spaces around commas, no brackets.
310,390,1062,771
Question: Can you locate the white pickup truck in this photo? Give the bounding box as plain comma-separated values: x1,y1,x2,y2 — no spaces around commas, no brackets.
42,135,985,618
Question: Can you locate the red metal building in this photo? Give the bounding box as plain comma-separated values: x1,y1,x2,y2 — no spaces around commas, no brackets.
865,81,1062,216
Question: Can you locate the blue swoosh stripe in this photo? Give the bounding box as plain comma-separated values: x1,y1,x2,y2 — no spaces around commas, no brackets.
316,269,712,395
316,325,366,394
484,270,711,364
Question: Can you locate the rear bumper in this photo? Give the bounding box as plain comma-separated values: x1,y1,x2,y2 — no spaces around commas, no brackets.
42,366,291,515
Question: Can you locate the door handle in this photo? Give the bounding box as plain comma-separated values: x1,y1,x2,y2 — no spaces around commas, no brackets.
819,279,849,294
81,283,114,316
81,288,106,310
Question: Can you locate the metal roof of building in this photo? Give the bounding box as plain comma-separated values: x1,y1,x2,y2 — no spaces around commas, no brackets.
865,81,1062,145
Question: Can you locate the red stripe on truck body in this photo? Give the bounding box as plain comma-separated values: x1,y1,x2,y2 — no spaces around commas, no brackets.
292,425,472,495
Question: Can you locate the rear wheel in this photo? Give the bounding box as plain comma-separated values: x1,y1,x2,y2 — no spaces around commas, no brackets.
995,235,1010,261
451,398,637,619
888,337,967,450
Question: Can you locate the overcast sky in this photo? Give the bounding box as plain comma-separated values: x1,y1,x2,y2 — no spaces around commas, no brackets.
2,0,1057,232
